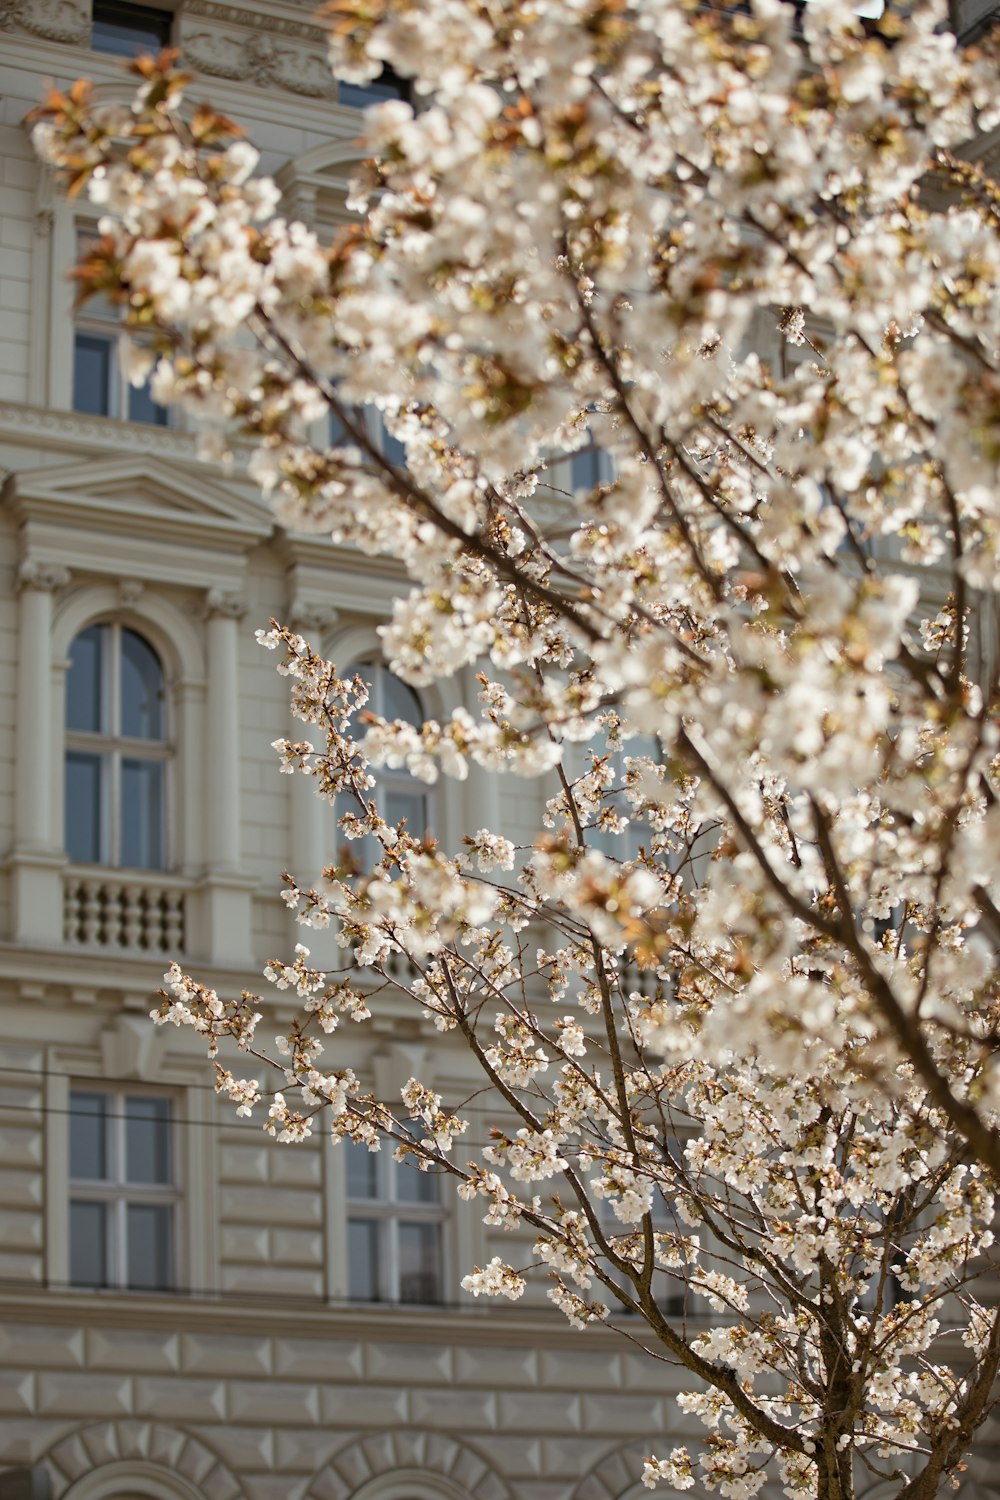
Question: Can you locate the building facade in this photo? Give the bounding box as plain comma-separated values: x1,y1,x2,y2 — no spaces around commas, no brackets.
1,5,999,1500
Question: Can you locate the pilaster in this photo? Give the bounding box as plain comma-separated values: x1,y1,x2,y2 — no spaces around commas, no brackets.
199,588,255,967
10,561,70,946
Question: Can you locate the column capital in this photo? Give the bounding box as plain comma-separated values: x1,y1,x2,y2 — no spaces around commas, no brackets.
204,588,246,621
16,560,70,594
287,599,340,636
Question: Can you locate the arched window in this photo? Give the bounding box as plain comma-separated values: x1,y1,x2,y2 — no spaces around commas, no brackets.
342,660,430,865
65,622,169,870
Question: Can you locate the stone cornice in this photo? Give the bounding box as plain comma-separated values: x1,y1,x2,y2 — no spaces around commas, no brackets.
182,0,328,42
0,1284,631,1353
0,401,211,464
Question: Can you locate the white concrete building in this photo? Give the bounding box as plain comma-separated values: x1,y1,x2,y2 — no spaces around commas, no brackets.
0,5,999,1500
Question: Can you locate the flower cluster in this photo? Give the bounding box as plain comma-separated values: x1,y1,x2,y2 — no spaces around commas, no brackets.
34,5,1000,1497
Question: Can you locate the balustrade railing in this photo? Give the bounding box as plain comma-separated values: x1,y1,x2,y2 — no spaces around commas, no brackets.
63,871,187,955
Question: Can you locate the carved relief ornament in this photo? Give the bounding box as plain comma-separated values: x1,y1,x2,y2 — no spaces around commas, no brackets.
182,29,336,98
16,559,71,593
0,0,88,44
204,587,247,620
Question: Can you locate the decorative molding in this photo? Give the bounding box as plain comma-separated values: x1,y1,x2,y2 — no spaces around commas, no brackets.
0,0,88,43
204,587,247,620
182,29,336,97
305,1431,514,1500
118,579,145,606
287,599,340,635
16,559,70,593
0,402,202,462
40,1421,239,1500
98,1012,164,1082
34,208,54,239
182,0,326,42
569,1444,648,1500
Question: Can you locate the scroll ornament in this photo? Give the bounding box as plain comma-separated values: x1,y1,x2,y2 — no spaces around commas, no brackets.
182,30,336,99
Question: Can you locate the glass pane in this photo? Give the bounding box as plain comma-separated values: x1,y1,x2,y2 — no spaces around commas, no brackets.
91,1,172,56
121,630,164,740
378,413,406,469
127,379,169,427
125,1096,171,1184
381,670,423,727
329,406,349,448
70,1200,107,1287
67,625,106,732
571,444,602,491
385,788,427,835
73,333,113,417
126,1202,172,1290
398,1221,441,1303
121,758,165,869
396,1159,438,1205
348,1218,380,1300
65,751,103,864
346,1139,379,1199
339,63,409,109
69,1092,108,1180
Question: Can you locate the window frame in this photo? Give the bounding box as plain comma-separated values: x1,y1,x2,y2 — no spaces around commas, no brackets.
345,1141,449,1305
90,0,174,58
68,1085,180,1293
339,659,435,864
64,620,172,872
72,230,171,428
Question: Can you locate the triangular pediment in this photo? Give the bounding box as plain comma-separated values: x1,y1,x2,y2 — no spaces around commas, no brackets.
5,454,273,544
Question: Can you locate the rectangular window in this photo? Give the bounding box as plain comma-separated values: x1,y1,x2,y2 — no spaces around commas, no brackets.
345,1139,445,1304
73,332,115,417
69,1089,177,1291
73,232,170,427
91,0,172,56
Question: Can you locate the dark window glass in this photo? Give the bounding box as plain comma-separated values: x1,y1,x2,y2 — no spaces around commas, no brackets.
121,629,164,740
378,413,406,469
126,1202,172,1290
66,624,106,733
65,751,103,864
127,379,169,427
70,1200,107,1286
69,1092,108,1180
121,758,164,869
381,672,422,727
346,1139,379,1200
348,1218,379,1300
91,0,172,56
73,333,113,417
329,408,349,448
398,1221,441,1303
385,787,427,834
125,1096,171,1184
339,63,410,110
396,1160,438,1205
571,446,604,491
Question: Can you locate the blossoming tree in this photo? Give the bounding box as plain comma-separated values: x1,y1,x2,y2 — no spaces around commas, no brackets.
31,0,1000,1495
